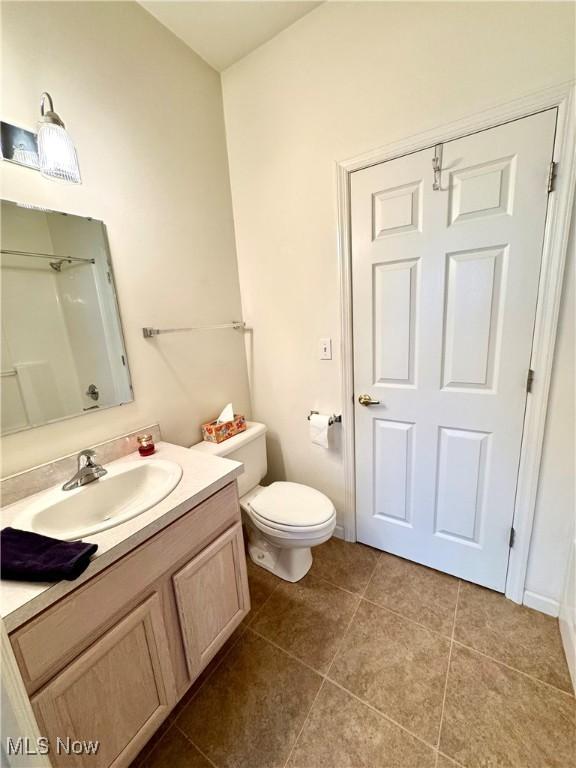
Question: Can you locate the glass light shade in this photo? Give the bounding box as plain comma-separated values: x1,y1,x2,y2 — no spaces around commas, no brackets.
37,122,81,184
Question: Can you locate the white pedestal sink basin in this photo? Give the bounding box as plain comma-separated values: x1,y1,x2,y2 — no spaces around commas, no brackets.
13,459,183,541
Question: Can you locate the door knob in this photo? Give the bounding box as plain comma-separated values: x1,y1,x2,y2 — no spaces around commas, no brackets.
358,394,380,406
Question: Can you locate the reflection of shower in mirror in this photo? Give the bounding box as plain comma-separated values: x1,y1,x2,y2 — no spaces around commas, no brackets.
0,200,133,435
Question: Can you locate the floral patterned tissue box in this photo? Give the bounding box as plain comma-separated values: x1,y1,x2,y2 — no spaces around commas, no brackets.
201,414,247,444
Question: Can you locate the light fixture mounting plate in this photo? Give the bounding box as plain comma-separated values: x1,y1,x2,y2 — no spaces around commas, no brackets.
0,122,40,170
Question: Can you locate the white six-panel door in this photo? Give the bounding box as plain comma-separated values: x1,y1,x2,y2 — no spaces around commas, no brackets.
351,109,557,590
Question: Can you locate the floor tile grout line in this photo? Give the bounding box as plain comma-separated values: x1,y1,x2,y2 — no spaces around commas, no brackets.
175,621,248,715
310,571,373,599
250,553,445,759
178,575,283,711
437,750,466,768
139,719,178,767
359,549,382,598
179,607,446,765
248,556,378,678
248,558,459,756
322,553,378,681
248,564,369,768
451,638,576,698
317,573,443,756
313,548,382,692
454,582,574,695
325,676,439,754
249,576,365,680
450,582,460,641
310,543,382,598
282,678,327,768
247,625,328,678
250,618,442,759
435,580,461,750
360,594,455,641
358,587,572,698
176,619,324,768
326,550,443,756
324,590,364,680
176,723,220,768
245,577,282,626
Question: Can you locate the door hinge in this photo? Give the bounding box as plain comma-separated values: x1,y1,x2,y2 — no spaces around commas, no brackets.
526,368,535,393
107,271,112,284
509,527,516,548
547,161,557,193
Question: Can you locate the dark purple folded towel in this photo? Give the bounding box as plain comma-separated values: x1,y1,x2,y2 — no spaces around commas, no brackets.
1,527,98,582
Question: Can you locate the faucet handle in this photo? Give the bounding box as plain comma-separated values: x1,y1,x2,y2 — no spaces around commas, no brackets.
78,449,96,467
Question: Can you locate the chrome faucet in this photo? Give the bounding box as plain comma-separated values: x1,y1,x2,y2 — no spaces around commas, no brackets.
62,449,107,491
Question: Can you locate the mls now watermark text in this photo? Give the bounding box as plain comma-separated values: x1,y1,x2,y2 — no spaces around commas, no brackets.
6,736,100,756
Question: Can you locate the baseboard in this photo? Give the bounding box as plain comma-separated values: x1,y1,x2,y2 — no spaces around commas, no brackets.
333,524,346,540
559,539,576,693
560,617,576,694
522,590,560,617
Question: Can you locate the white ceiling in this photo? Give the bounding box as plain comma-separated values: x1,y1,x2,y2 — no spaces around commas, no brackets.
139,1,322,71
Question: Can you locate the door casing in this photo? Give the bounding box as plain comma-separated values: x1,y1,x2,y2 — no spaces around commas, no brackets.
336,82,576,604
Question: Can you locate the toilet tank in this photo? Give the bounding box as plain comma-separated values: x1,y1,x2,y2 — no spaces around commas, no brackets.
189,421,267,498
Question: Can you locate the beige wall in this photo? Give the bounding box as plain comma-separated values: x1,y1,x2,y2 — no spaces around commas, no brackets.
222,3,575,601
1,1,250,476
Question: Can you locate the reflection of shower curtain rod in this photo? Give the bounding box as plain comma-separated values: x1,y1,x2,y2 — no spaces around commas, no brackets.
0,249,95,264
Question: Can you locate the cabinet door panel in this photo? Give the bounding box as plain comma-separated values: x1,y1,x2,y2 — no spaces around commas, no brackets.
173,523,250,677
32,594,176,768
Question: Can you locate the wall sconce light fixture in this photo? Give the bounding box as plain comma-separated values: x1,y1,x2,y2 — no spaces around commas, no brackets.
37,93,81,184
0,92,81,184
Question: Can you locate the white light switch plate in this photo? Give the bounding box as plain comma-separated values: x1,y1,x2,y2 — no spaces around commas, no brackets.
319,337,332,360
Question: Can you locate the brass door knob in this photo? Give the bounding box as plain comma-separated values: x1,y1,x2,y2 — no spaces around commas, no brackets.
358,394,380,406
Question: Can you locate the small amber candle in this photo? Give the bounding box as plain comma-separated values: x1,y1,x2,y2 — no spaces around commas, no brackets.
137,434,155,456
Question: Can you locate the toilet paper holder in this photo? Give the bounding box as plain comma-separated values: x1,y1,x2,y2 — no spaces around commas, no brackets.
307,411,342,426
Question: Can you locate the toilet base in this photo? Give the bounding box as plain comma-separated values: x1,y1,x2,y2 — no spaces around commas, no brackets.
245,520,313,582
248,540,313,582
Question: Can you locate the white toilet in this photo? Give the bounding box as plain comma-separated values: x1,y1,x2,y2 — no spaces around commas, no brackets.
190,421,336,581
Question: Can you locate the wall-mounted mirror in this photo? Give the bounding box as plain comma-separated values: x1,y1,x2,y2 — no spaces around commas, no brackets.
1,200,133,435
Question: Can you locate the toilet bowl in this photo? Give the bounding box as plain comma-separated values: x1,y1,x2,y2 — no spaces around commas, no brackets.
241,481,336,581
189,422,336,581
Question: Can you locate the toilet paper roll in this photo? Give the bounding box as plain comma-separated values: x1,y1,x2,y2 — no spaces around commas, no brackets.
309,413,330,448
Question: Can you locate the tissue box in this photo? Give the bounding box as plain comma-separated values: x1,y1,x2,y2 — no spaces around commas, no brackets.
201,414,246,444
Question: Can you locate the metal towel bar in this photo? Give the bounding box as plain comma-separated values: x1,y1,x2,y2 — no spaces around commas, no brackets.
142,321,245,338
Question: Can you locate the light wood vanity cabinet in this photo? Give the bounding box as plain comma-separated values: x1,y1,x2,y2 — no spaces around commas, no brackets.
9,482,250,768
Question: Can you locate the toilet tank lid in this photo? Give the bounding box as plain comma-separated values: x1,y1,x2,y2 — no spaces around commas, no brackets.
190,421,266,457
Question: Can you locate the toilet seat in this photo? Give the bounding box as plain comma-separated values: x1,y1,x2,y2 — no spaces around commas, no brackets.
249,508,335,536
248,481,335,531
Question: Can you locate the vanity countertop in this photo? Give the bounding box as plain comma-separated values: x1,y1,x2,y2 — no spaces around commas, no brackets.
0,442,243,631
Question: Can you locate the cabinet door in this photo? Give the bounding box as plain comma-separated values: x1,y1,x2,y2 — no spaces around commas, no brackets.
32,594,177,768
173,522,250,677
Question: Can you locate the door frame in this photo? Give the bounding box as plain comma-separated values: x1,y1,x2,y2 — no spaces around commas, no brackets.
336,81,575,603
